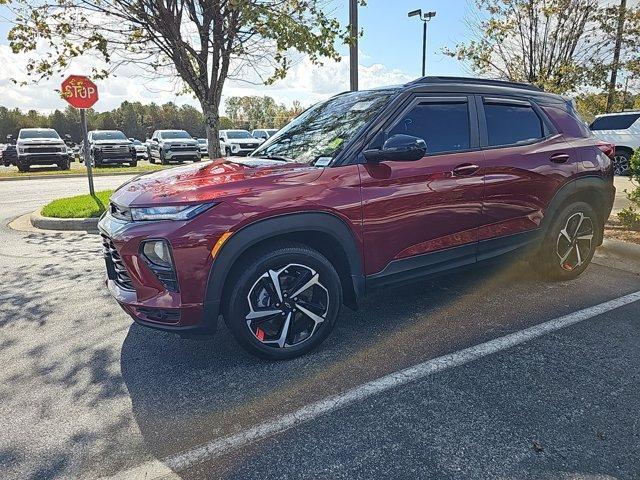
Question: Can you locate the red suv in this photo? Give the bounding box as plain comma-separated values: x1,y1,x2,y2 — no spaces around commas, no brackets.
100,77,615,360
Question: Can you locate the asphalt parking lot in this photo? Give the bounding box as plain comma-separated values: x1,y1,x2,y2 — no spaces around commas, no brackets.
1,175,639,480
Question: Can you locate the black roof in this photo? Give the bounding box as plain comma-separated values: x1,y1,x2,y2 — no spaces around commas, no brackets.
408,76,542,92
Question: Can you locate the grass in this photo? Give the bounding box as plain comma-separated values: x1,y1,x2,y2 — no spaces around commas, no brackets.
41,190,113,219
0,161,167,178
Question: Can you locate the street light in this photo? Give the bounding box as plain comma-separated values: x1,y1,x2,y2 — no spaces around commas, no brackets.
349,0,358,91
408,9,436,77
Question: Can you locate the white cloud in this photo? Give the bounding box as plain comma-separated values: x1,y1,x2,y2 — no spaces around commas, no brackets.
0,45,413,114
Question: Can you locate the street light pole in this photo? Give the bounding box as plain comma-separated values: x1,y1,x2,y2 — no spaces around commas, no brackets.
349,0,358,91
409,9,436,77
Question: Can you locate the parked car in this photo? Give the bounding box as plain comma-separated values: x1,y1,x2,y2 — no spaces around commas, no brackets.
15,128,71,172
252,129,278,140
86,130,137,167
129,139,148,160
100,76,615,360
2,144,16,167
196,138,208,156
148,130,201,164
219,129,261,156
589,111,640,176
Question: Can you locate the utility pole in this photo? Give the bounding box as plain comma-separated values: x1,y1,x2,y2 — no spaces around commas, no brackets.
606,0,627,113
349,0,358,91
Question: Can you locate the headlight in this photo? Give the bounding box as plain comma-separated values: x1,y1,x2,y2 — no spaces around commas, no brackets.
130,202,216,221
18,147,25,154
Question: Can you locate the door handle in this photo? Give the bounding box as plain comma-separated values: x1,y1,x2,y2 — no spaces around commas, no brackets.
550,153,570,164
452,163,480,176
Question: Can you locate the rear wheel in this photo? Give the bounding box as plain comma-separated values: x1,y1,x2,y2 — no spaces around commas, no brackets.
224,243,342,360
613,149,631,176
535,202,599,280
129,159,137,167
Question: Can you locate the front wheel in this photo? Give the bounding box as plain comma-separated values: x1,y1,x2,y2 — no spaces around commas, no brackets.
160,150,169,165
129,159,137,167
224,243,342,360
58,157,70,170
17,158,30,172
535,202,600,280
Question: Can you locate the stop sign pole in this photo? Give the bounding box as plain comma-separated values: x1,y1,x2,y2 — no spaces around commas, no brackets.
61,75,99,195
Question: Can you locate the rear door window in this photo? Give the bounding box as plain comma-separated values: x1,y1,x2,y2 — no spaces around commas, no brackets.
388,100,471,155
590,114,640,131
484,100,544,147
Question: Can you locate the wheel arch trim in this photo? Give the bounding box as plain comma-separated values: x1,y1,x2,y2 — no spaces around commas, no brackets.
204,211,365,313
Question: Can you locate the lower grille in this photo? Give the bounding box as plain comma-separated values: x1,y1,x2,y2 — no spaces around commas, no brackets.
168,146,197,153
101,234,134,290
137,307,180,323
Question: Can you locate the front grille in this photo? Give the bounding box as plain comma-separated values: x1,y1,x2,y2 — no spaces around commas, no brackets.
100,145,130,155
101,234,134,290
168,146,197,152
241,143,259,149
24,146,63,153
137,307,180,323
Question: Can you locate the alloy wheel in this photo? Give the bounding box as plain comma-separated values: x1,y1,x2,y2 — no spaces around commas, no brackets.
245,263,329,348
613,154,630,176
556,212,594,272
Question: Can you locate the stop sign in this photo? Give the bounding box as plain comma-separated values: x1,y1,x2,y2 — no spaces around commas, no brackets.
61,75,98,109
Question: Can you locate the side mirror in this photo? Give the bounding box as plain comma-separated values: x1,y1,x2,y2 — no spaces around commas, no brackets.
364,134,426,163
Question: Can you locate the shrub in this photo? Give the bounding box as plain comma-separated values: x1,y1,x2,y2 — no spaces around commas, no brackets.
618,148,640,229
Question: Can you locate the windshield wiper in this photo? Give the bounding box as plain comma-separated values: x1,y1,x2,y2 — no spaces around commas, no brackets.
253,155,292,162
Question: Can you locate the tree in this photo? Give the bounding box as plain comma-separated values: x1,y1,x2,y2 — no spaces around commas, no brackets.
445,0,638,95
606,0,628,112
7,0,351,157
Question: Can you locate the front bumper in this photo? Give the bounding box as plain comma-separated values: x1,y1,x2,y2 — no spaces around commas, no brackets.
164,150,200,160
20,152,69,164
98,211,223,336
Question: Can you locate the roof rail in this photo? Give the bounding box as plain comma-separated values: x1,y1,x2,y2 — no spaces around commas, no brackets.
409,76,543,92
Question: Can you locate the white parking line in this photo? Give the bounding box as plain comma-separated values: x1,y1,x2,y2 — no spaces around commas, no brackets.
103,291,640,480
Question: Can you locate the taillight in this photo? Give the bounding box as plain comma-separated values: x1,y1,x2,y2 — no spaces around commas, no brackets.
597,142,615,160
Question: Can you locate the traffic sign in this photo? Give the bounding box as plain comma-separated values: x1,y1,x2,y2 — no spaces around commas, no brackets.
61,75,98,109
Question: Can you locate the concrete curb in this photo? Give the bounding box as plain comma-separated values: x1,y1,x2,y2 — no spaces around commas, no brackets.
599,238,640,259
30,208,99,233
0,170,139,182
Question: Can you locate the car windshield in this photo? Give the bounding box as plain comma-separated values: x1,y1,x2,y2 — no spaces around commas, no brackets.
251,89,397,164
92,131,127,141
225,131,252,139
161,130,191,139
19,129,60,139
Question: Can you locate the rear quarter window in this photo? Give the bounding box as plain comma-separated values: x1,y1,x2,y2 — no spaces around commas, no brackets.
590,114,640,131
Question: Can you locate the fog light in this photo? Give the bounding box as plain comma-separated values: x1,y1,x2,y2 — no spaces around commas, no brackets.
142,240,173,268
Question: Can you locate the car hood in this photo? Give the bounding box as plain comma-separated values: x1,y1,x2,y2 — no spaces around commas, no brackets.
17,138,65,145
226,138,260,145
111,158,323,207
92,140,131,146
162,139,198,145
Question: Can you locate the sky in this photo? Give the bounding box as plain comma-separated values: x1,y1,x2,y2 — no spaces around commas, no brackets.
0,0,475,113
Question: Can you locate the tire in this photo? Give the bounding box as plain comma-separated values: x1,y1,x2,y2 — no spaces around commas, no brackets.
225,147,232,157
149,154,156,164
535,202,600,280
58,157,70,170
17,158,29,172
613,149,631,176
224,242,342,360
129,159,137,167
193,156,201,162
160,150,169,165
